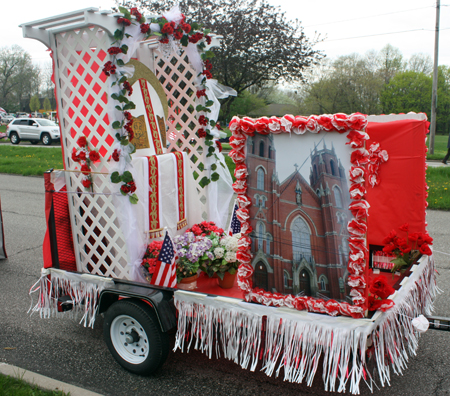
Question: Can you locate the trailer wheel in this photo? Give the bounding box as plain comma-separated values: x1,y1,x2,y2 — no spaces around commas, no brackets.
103,299,169,375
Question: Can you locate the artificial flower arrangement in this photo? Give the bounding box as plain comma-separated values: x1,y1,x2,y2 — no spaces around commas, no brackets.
382,223,433,273
140,240,163,282
199,233,241,280
140,221,240,288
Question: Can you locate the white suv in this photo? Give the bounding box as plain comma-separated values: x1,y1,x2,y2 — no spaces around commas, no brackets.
6,118,61,145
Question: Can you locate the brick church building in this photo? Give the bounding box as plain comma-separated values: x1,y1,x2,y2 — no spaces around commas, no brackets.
246,133,351,302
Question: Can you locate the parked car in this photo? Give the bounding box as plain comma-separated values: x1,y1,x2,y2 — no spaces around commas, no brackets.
6,118,60,145
1,115,15,125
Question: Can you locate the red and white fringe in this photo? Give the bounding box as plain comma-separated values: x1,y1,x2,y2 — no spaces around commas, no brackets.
29,268,113,328
174,255,437,394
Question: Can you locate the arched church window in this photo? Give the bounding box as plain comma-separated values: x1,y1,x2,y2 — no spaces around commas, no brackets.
333,186,343,208
339,166,345,178
319,275,328,291
257,168,265,190
330,160,336,176
259,141,265,157
257,222,265,250
314,164,318,180
268,146,272,159
291,217,312,262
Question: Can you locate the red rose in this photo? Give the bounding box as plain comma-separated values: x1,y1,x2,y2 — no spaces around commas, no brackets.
382,229,397,245
121,184,131,194
71,150,80,162
117,17,131,26
399,223,409,232
76,136,87,147
112,149,121,162
123,81,133,96
382,243,396,254
174,30,183,40
181,22,191,33
198,128,207,138
140,23,150,34
82,178,92,188
400,245,412,254
78,151,87,160
215,140,222,152
107,47,122,55
370,276,395,299
419,243,432,256
161,23,174,35
80,163,90,175
128,181,136,193
396,237,407,249
196,89,206,98
205,35,212,45
368,295,383,311
89,150,100,162
198,115,208,126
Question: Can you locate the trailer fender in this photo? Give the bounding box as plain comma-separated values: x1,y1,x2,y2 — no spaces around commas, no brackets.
97,281,176,333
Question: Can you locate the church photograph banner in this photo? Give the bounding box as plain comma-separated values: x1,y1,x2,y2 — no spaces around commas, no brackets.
246,131,354,303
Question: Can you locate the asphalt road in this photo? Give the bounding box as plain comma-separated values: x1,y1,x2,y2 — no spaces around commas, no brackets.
0,173,450,396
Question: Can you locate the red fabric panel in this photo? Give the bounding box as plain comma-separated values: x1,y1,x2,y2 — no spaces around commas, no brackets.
366,119,427,245
43,173,54,268
53,185,77,272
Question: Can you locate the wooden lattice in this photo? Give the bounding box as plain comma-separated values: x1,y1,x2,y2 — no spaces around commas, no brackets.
54,26,131,279
155,50,208,220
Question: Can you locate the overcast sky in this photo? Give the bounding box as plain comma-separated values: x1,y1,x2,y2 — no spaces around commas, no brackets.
2,0,449,67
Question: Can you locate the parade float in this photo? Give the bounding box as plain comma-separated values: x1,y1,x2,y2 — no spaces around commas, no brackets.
22,6,437,394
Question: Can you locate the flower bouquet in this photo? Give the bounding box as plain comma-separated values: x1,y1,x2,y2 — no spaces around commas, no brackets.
140,240,163,283
173,232,213,288
382,223,433,273
200,233,241,281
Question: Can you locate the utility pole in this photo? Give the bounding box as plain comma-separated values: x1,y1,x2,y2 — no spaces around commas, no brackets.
429,0,440,155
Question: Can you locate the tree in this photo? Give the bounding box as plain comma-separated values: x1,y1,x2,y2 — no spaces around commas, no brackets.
302,53,384,115
407,53,433,75
120,0,323,118
380,71,432,115
43,97,52,112
228,90,266,117
0,45,40,112
29,94,41,115
377,44,404,85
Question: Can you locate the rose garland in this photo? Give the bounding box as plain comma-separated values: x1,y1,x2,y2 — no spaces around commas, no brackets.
228,113,392,318
72,136,100,191
103,6,223,203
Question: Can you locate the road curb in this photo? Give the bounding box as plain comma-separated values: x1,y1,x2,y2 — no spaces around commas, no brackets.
0,363,103,396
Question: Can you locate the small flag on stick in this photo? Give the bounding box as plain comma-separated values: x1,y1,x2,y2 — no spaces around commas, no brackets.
150,231,177,288
228,200,241,235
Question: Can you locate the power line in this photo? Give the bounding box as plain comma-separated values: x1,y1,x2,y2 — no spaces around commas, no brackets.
325,27,450,42
303,6,434,28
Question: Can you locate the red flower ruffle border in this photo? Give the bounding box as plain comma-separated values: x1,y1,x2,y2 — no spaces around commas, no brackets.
229,113,389,318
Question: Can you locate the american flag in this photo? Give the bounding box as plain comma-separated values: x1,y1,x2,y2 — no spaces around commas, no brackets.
228,202,241,235
150,232,177,288
0,107,6,114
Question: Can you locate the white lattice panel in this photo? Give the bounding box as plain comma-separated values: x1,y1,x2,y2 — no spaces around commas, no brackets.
53,26,131,279
154,51,209,219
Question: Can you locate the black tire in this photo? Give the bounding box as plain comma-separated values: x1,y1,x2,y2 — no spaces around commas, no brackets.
41,133,52,146
10,132,20,145
30,140,39,145
103,299,169,375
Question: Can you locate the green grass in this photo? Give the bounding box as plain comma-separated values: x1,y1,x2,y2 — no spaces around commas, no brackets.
0,146,63,176
0,374,68,395
426,166,450,210
426,134,448,160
